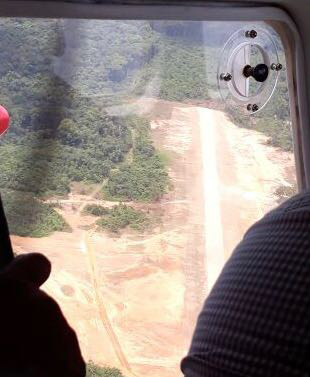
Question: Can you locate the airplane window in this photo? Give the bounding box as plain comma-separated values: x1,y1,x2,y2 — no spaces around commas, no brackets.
0,18,296,377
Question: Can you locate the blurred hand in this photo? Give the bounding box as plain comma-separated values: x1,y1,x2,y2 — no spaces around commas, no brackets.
0,253,86,377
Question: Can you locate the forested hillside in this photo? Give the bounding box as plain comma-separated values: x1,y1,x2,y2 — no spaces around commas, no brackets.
0,18,291,237
0,19,211,236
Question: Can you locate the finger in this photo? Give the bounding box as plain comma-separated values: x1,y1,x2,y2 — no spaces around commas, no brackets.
27,289,86,376
2,253,51,287
0,281,85,376
0,194,14,268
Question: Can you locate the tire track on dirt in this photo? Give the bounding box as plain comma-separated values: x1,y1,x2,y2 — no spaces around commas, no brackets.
60,195,133,376
84,231,133,374
73,187,134,374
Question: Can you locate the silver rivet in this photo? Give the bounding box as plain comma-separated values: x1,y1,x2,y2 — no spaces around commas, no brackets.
271,63,283,71
276,63,283,71
220,73,232,82
245,30,257,38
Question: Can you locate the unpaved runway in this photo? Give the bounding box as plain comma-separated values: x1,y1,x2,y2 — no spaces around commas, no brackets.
198,107,295,291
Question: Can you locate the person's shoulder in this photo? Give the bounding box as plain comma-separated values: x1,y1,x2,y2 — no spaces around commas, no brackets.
182,189,310,377
242,190,310,240
268,190,310,215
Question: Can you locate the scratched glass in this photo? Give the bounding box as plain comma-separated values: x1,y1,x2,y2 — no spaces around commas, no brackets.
0,19,296,377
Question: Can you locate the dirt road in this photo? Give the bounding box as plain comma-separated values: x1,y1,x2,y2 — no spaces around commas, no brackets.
198,107,295,291
11,100,295,377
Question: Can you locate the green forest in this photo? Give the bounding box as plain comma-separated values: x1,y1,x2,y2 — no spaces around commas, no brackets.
0,19,213,236
0,19,291,237
83,203,153,233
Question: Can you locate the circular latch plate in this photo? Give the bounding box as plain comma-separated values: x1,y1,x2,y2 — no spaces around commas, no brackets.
218,27,281,114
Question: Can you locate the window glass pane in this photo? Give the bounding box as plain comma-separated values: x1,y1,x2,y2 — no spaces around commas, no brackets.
0,18,296,377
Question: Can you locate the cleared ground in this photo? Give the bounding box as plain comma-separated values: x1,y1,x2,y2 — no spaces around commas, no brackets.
11,100,295,377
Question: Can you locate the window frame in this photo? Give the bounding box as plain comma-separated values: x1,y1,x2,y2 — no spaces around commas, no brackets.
0,0,307,188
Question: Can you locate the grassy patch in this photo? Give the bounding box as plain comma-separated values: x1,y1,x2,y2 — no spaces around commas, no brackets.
105,154,169,202
86,361,124,377
157,149,172,165
104,116,169,202
254,118,293,152
274,184,297,204
2,190,71,237
83,204,109,217
226,108,294,153
96,203,152,233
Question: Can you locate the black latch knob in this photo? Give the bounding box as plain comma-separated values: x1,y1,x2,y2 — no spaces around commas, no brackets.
243,63,269,83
